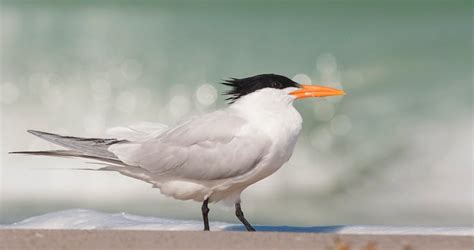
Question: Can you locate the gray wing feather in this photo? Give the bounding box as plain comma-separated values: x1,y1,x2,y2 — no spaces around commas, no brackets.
109,110,271,180
27,130,124,160
9,149,124,165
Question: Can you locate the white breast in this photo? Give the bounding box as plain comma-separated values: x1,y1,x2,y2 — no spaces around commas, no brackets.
212,88,303,201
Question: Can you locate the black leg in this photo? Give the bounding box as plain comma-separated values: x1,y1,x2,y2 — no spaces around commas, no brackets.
201,198,210,231
235,203,256,231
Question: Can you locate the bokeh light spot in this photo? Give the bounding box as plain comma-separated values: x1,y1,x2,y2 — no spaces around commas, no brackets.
168,95,190,119
292,74,312,84
195,84,217,106
316,53,341,87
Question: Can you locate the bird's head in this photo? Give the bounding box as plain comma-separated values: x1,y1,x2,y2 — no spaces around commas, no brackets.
222,74,345,104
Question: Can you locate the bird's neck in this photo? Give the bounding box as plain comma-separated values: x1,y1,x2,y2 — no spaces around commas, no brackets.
229,90,303,138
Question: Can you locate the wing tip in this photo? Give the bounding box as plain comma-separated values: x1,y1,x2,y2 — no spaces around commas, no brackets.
27,129,44,136
8,150,55,155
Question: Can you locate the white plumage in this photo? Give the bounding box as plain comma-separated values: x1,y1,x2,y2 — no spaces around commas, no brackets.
107,88,302,204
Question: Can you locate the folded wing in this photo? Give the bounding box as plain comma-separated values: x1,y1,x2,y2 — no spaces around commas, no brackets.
108,110,271,180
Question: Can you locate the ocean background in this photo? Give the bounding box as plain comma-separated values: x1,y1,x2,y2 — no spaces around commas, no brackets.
1,0,472,226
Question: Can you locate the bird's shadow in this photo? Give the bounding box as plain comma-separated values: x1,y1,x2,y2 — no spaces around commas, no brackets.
225,225,346,233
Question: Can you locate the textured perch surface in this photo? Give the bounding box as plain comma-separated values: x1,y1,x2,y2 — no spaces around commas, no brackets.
1,229,473,250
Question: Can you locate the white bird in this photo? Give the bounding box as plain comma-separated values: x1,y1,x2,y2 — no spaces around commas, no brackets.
11,74,345,231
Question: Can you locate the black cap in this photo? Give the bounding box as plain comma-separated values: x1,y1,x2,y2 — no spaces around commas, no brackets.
222,74,299,103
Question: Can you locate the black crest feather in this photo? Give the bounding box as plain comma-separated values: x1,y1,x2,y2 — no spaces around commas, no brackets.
221,74,299,103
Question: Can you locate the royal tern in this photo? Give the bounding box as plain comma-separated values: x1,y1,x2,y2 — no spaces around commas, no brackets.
11,74,345,231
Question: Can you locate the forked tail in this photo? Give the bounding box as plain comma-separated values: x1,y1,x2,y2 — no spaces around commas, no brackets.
9,130,127,165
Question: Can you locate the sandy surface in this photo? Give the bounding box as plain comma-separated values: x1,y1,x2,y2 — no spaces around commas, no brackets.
1,229,473,250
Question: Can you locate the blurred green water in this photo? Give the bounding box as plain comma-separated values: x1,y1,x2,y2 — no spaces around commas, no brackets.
1,1,472,225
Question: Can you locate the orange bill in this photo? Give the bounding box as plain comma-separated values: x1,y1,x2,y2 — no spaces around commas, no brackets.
290,84,345,99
